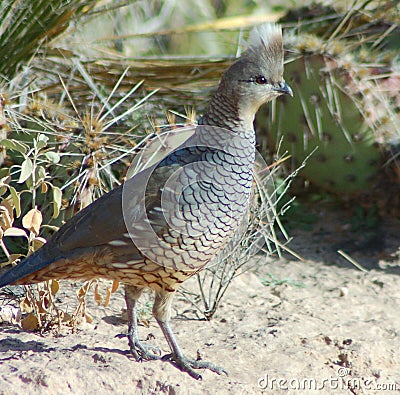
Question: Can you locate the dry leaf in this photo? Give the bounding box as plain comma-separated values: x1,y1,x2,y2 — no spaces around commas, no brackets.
2,253,22,267
139,312,150,328
104,288,111,307
21,313,39,331
85,313,93,323
50,279,59,295
41,182,48,193
1,199,14,223
32,236,47,251
20,297,33,314
94,283,102,306
0,205,12,229
37,294,50,314
77,286,87,302
111,280,119,293
62,312,72,323
22,208,43,235
0,306,21,324
3,227,28,237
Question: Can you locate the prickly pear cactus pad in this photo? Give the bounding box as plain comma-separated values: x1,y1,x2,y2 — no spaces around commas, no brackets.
257,53,382,194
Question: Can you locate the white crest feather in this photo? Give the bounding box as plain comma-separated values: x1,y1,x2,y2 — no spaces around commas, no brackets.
243,23,284,83
248,23,282,51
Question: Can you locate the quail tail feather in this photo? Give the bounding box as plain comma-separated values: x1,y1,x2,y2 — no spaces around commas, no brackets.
0,248,62,287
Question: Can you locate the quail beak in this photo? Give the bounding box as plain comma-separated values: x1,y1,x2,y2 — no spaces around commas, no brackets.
274,82,293,97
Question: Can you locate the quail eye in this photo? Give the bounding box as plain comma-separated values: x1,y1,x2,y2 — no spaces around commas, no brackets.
255,76,268,84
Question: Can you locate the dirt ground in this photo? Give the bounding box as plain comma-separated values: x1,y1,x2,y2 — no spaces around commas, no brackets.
0,209,399,395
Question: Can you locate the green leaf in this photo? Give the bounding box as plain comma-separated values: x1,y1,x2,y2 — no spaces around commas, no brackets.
0,174,10,196
25,176,33,189
0,168,10,179
9,186,21,217
36,134,49,150
36,165,46,181
44,151,60,164
52,185,62,219
0,139,28,154
18,157,33,184
0,174,10,185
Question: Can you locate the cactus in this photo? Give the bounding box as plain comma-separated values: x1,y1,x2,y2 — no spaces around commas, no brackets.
256,29,398,196
280,2,400,51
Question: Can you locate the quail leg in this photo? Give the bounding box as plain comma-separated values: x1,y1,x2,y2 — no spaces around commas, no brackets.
153,290,228,380
124,285,161,360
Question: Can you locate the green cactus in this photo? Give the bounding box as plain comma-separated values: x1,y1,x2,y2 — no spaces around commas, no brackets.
257,51,383,195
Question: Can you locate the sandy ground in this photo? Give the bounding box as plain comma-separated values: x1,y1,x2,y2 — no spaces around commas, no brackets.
0,211,399,395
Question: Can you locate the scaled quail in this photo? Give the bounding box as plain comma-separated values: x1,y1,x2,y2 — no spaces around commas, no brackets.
0,23,292,379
